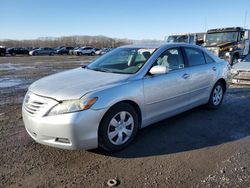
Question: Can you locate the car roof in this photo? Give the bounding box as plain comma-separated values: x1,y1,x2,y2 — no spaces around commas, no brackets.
119,43,222,62
119,42,204,49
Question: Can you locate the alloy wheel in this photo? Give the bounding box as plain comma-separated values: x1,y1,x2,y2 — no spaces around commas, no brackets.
213,85,223,106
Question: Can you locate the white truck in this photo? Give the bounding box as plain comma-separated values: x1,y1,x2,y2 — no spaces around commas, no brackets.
166,33,205,46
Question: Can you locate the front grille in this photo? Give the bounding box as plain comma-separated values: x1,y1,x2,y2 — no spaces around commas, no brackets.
23,91,58,117
24,101,47,115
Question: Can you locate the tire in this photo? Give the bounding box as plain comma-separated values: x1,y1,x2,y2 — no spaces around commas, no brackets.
207,82,225,109
49,52,54,56
91,52,95,56
33,52,38,56
98,103,139,152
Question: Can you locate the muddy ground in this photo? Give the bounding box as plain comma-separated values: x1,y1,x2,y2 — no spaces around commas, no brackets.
0,56,250,188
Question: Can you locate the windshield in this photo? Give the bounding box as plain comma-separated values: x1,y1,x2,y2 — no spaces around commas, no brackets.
167,35,188,43
206,32,238,42
87,48,156,74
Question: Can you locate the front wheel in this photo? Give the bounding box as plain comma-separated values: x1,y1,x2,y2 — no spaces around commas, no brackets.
207,82,225,109
98,103,139,152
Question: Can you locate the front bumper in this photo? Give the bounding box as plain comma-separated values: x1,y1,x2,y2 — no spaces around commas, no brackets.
22,106,107,150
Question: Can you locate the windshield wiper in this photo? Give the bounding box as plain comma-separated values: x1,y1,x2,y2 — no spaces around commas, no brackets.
90,67,114,73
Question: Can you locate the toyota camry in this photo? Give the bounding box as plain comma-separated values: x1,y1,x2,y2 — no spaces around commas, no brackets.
22,43,230,152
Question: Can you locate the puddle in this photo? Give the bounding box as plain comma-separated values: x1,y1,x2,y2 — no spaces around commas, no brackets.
0,77,31,88
0,63,37,71
0,78,22,88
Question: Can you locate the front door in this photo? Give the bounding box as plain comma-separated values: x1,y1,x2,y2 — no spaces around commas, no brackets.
143,47,192,124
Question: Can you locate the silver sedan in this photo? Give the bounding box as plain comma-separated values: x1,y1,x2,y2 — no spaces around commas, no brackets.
22,43,230,152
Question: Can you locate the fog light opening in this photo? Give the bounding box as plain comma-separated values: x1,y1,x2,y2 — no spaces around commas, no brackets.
55,138,70,144
32,132,37,137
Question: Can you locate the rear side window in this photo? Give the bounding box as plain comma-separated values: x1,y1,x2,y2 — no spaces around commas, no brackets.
184,48,206,66
204,53,215,63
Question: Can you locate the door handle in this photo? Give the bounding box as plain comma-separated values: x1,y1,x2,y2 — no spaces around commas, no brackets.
212,67,217,71
182,73,190,79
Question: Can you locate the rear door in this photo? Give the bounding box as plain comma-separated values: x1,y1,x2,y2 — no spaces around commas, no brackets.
181,47,218,104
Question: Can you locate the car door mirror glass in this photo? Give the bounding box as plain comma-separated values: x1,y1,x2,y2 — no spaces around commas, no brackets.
149,65,168,75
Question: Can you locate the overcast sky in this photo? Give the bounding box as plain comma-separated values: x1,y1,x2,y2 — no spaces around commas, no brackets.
1,0,250,40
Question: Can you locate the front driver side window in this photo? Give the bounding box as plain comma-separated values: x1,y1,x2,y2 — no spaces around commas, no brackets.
154,48,185,71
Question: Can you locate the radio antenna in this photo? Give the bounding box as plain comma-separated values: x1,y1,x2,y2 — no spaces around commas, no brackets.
204,17,207,31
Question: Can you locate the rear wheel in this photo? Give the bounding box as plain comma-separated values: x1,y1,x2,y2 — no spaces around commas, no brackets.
98,103,139,152
207,82,225,109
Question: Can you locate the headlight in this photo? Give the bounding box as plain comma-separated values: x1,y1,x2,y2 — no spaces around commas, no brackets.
47,97,98,116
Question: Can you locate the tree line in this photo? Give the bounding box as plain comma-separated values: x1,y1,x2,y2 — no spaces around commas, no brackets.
0,35,133,48
0,35,163,48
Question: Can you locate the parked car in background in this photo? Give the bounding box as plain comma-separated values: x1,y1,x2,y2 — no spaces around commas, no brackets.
69,47,79,55
22,43,230,152
7,48,29,55
95,48,102,55
100,48,113,55
74,47,96,56
54,46,64,53
94,48,101,55
231,53,250,85
29,48,55,56
57,47,74,55
0,46,6,56
96,48,113,55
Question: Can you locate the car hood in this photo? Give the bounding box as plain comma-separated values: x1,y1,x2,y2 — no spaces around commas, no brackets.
232,61,250,72
29,67,131,101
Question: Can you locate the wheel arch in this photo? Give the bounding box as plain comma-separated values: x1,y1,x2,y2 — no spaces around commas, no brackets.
216,78,227,91
98,100,142,133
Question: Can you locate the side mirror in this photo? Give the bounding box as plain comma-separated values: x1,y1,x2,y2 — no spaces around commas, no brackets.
149,65,168,75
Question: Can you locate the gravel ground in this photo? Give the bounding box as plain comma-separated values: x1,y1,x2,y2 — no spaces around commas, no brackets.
0,56,250,188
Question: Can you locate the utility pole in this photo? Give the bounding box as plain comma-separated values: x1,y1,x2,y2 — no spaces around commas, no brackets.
244,10,248,28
